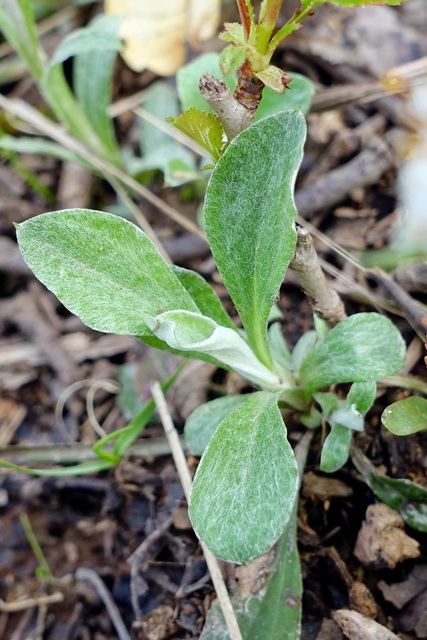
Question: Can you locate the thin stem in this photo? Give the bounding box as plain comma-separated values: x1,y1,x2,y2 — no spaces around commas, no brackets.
257,0,284,54
236,0,252,40
268,1,320,55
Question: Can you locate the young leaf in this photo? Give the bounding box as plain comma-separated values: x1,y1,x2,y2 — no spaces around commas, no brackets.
185,395,249,455
219,44,246,76
320,423,352,473
299,313,406,396
204,110,306,367
0,0,44,81
16,209,199,336
189,392,298,564
74,15,122,163
347,381,376,415
171,266,237,331
152,310,284,391
255,73,315,121
167,107,224,161
382,396,427,436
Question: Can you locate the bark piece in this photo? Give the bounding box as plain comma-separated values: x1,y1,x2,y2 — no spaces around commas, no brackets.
354,503,420,569
333,609,401,640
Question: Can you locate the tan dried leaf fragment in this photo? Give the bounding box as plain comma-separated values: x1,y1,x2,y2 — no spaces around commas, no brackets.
104,0,221,75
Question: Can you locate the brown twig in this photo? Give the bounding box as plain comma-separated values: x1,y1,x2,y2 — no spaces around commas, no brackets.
289,226,347,327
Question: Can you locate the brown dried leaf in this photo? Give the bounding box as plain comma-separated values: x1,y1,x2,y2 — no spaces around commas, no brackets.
104,0,221,75
354,503,420,569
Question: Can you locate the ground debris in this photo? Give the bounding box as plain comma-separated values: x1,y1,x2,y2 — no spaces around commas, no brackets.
354,503,420,568
332,609,401,640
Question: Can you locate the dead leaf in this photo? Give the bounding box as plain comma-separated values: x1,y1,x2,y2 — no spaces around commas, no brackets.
354,503,420,569
332,609,401,640
104,0,221,75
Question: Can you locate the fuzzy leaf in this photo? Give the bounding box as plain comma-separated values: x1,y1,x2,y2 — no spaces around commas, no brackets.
255,65,290,93
348,381,376,414
152,310,284,391
185,395,249,455
320,423,352,473
168,107,224,161
255,73,315,121
299,313,406,395
171,266,237,331
382,396,427,436
219,44,246,76
16,210,198,336
189,392,298,563
220,22,245,44
204,110,306,367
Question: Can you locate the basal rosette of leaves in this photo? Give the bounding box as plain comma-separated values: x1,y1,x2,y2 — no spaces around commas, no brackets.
16,111,406,564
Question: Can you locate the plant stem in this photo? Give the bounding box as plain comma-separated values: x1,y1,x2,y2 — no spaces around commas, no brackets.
268,1,320,55
257,0,284,54
289,226,346,327
199,73,253,140
236,0,252,40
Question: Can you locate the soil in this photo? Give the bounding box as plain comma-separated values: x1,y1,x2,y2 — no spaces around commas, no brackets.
1,2,427,639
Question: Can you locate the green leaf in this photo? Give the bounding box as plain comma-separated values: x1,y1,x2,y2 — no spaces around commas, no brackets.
320,423,352,472
74,15,122,163
0,135,91,166
201,512,301,639
0,458,114,476
255,65,290,93
41,21,122,163
48,22,122,68
220,22,246,45
152,310,284,391
185,395,249,455
219,45,246,76
136,82,197,186
171,266,237,331
299,313,406,395
0,0,44,81
292,330,317,372
352,450,427,533
255,73,315,120
168,108,224,161
330,404,364,432
189,392,298,563
348,381,376,414
176,52,236,113
382,396,427,436
16,209,199,336
205,110,306,367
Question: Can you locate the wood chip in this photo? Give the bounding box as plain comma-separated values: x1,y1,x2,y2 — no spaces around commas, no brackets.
333,609,401,640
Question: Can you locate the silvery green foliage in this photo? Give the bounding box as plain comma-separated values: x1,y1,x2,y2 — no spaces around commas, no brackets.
16,108,407,564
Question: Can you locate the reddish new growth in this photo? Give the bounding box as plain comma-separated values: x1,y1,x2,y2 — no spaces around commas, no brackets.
422,317,427,367
234,62,265,114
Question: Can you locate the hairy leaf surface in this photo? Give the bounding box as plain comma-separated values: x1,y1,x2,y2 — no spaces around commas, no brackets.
382,396,427,436
300,313,406,395
185,395,249,455
16,209,198,336
189,392,298,564
204,110,306,366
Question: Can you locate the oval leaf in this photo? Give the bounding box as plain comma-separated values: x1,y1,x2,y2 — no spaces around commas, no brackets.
189,392,298,564
204,110,306,367
16,209,198,336
185,395,249,455
382,396,427,436
299,313,406,395
320,423,352,473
